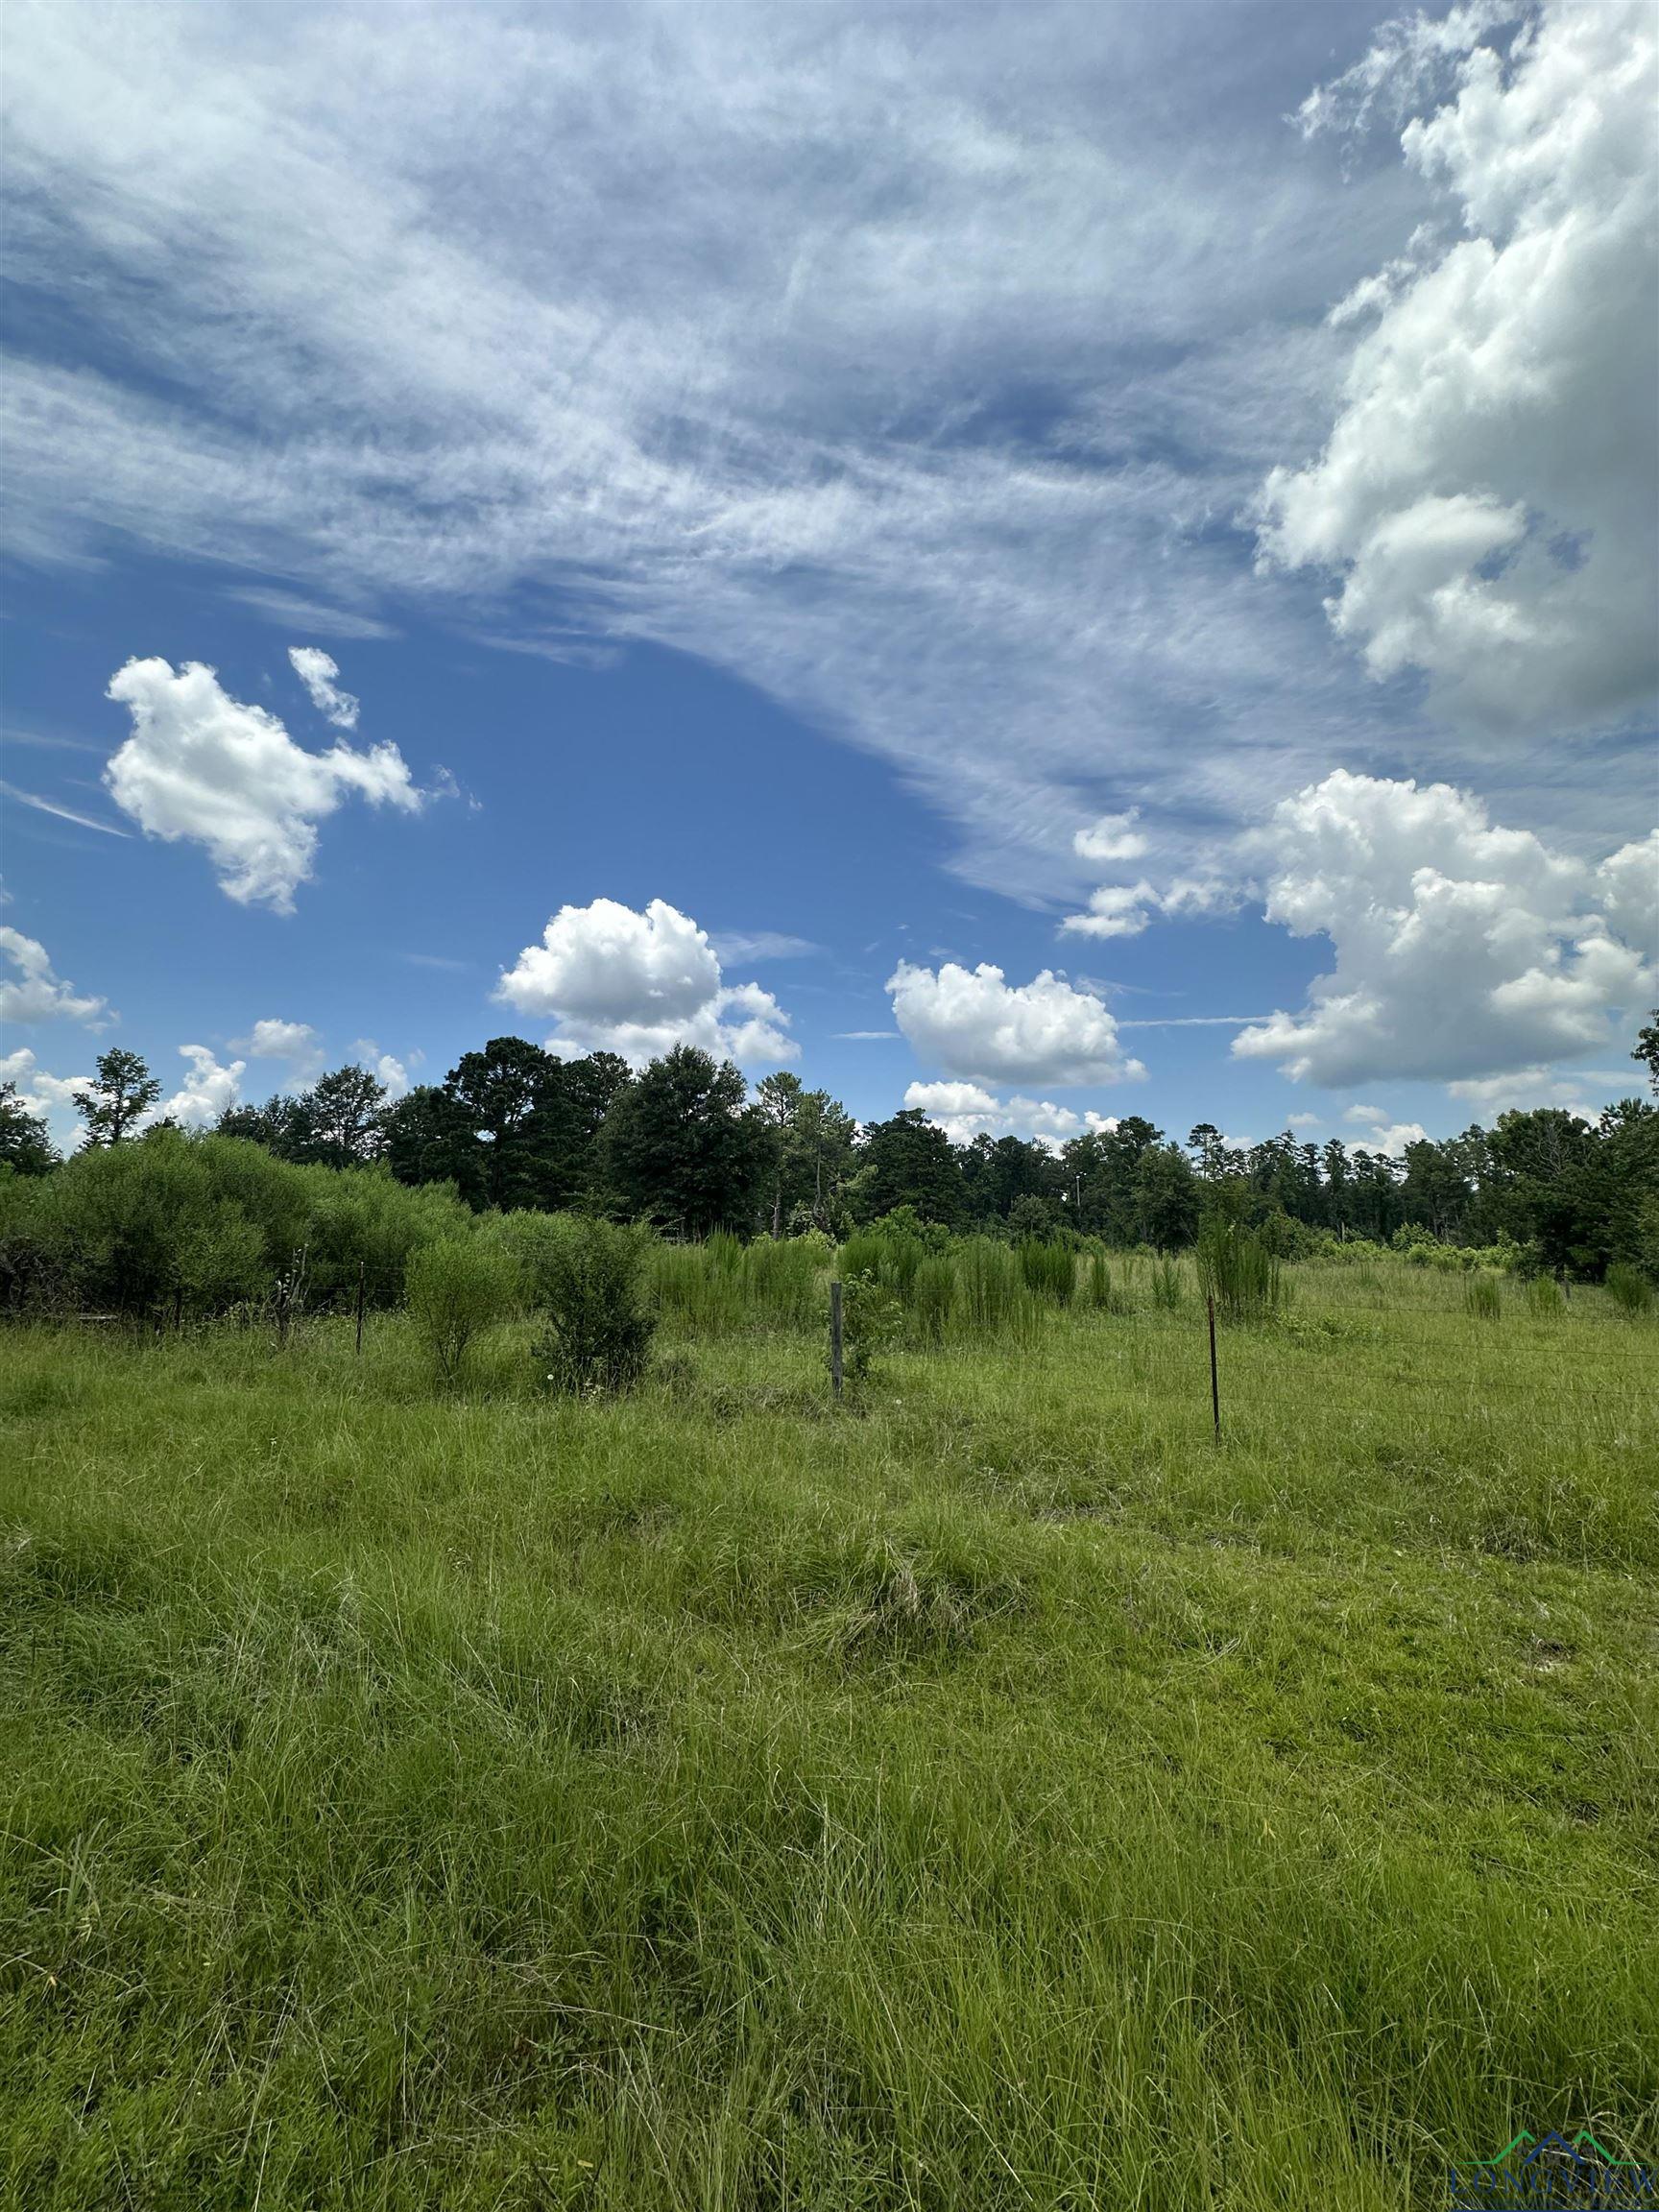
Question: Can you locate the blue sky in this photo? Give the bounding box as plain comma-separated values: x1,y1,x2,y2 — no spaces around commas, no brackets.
2,2,1655,1157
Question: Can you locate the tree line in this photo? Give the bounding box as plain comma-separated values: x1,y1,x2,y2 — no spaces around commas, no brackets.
3,1016,1657,1281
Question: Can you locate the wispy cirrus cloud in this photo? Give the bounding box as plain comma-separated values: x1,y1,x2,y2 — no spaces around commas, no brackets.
4,0,1594,910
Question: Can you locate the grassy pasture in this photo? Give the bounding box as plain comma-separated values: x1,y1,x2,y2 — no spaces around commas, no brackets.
2,1261,1655,2208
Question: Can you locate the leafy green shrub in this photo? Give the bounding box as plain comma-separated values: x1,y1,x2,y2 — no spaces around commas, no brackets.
1195,1218,1283,1322
1464,1273,1502,1321
836,1270,902,1385
1149,1256,1184,1311
405,1236,517,1386
533,1218,657,1394
299,1163,471,1307
1604,1262,1652,1315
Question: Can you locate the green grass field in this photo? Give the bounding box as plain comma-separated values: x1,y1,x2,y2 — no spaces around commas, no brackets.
3,1262,1656,2209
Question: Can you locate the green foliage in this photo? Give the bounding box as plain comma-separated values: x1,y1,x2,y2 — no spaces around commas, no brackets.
1196,1216,1285,1322
601,1046,767,1237
4,1130,473,1322
1083,1251,1115,1310
836,1268,902,1384
1524,1273,1564,1317
1017,1238,1075,1304
74,1046,159,1146
954,1236,1022,1334
839,1220,923,1303
1603,1262,1652,1315
3,1259,1656,2204
404,1235,517,1386
531,1217,657,1396
853,1108,963,1227
1464,1272,1503,1321
1149,1255,1185,1311
650,1232,828,1334
0,1084,56,1175
909,1253,958,1344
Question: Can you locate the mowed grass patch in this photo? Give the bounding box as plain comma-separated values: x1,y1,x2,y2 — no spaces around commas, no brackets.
1,1267,1655,2210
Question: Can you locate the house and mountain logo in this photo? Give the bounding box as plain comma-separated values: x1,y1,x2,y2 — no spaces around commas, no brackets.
1448,2130,1657,2208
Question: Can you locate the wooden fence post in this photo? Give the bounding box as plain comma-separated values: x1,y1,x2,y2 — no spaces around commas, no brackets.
1207,1293,1220,1441
355,1260,366,1356
830,1280,844,1401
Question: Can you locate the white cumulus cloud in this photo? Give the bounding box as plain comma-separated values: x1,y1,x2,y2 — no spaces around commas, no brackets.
0,926,108,1025
903,1079,1117,1149
353,1039,412,1098
887,960,1142,1087
495,897,796,1068
1446,1066,1611,1119
233,1017,324,1082
1343,1103,1430,1160
104,657,421,911
1072,811,1149,866
1233,772,1656,1088
1260,1,1659,733
288,645,359,729
151,1044,244,1130
0,1046,93,1128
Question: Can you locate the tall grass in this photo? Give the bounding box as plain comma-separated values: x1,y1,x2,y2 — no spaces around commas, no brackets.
2,1271,1654,2209
954,1236,1022,1335
1604,1262,1653,1315
651,1234,828,1334
910,1253,958,1344
1018,1238,1076,1305
1465,1272,1503,1320
1195,1218,1284,1322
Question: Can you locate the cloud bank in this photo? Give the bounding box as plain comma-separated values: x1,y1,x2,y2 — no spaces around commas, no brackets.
8,5,1647,902
1260,1,1658,734
1232,773,1656,1087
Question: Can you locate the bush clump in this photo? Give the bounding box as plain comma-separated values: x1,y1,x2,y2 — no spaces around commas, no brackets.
1603,1262,1652,1316
1464,1273,1503,1321
534,1218,657,1394
835,1269,902,1386
405,1236,518,1386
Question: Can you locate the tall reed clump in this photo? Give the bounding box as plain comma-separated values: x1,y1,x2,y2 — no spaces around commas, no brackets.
838,1227,922,1304
1603,1262,1652,1315
1525,1273,1564,1318
1018,1239,1076,1305
955,1237,1022,1335
1149,1255,1184,1311
1465,1272,1503,1321
1083,1252,1115,1311
743,1235,826,1331
650,1241,748,1334
910,1253,958,1344
1195,1219,1284,1323
534,1218,656,1395
404,1236,519,1387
